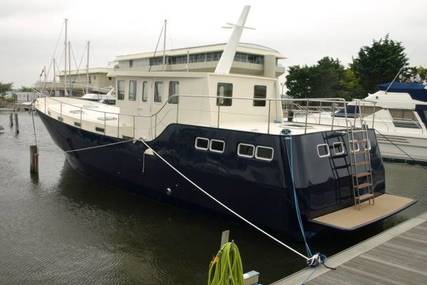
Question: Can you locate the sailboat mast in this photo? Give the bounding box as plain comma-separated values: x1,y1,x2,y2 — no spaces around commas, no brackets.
86,41,90,94
53,58,56,95
64,18,68,96
162,19,167,70
68,41,71,96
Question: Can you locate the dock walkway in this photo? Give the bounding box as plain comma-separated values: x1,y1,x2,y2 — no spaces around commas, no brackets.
272,212,427,285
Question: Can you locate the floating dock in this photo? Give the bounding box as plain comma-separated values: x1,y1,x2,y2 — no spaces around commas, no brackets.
273,211,427,285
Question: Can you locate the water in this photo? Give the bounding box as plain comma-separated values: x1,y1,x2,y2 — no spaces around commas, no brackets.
0,112,426,284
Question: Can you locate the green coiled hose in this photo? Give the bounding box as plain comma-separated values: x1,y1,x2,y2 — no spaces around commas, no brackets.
208,241,244,285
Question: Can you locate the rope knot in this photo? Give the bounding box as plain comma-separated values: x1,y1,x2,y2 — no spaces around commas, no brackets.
307,253,336,270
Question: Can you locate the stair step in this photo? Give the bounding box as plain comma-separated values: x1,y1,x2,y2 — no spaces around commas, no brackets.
355,193,375,202
352,161,370,166
353,172,371,178
354,182,371,189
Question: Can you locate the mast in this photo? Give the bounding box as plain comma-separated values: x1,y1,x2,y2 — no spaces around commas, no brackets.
86,41,90,94
68,40,71,96
162,19,167,71
64,18,68,96
53,58,56,95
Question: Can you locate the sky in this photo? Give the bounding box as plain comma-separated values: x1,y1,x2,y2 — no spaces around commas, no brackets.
0,0,426,88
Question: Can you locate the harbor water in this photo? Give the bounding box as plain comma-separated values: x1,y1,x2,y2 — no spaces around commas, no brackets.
0,112,426,284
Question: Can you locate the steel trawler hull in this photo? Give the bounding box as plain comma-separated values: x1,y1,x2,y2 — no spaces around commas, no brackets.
37,109,415,237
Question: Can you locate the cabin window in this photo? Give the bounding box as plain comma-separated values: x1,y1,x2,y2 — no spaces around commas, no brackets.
128,80,137,101
195,137,209,151
217,83,233,106
349,140,360,153
142,81,148,102
210,139,225,153
333,142,345,155
255,146,274,161
253,85,267,107
117,80,125,100
168,81,179,104
390,109,421,128
129,60,133,68
317,144,330,158
237,143,255,158
154,81,163,102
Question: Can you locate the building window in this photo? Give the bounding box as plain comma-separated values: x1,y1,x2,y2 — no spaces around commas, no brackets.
142,81,148,102
129,60,133,68
195,137,209,151
207,51,222,61
237,143,255,158
316,144,330,158
210,139,225,153
117,80,125,100
253,85,267,107
217,83,233,106
149,57,163,66
129,80,137,101
154,81,163,102
168,81,179,104
255,146,274,161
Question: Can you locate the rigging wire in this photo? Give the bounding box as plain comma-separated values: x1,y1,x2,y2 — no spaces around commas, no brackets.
148,22,165,72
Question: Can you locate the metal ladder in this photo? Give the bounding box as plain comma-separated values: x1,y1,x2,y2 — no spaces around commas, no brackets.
348,121,375,209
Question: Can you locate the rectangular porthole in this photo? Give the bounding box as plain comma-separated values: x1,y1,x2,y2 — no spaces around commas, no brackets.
317,144,330,158
255,146,274,161
95,127,105,133
333,142,345,156
195,137,209,151
210,139,225,153
349,140,360,153
237,143,255,158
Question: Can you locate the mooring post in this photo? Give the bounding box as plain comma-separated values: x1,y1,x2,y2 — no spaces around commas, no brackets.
30,145,39,174
14,112,19,134
9,113,13,127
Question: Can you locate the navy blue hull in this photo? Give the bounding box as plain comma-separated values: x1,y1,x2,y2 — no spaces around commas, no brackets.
37,110,385,236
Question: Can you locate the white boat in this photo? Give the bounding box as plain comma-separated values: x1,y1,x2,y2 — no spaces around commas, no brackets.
290,82,427,163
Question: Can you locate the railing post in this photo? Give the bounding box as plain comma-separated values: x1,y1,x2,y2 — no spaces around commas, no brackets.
217,103,220,128
176,96,179,123
117,114,120,138
133,115,135,138
267,100,271,134
104,112,106,135
80,107,82,128
154,114,157,138
304,99,309,134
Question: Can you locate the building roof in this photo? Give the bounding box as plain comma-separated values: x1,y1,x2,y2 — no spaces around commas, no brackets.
115,42,286,61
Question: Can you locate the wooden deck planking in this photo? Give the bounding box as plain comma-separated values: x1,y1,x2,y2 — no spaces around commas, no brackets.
272,212,427,285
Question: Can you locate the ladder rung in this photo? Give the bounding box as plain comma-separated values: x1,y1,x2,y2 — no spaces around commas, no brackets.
354,182,371,189
355,193,375,202
350,129,366,133
352,161,370,166
353,172,371,178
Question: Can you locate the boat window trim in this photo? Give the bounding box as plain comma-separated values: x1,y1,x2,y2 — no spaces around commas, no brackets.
316,144,330,158
332,142,345,156
194,137,209,151
210,139,225,153
117,80,125,100
128,80,137,101
154,81,163,103
216,82,233,106
253,85,267,107
237,143,255,158
255,146,274,161
168,81,179,104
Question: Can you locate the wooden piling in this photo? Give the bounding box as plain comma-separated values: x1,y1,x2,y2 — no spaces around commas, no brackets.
30,145,39,174
9,113,13,127
14,113,19,134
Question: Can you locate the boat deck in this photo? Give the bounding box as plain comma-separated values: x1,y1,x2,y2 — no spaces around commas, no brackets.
273,211,427,285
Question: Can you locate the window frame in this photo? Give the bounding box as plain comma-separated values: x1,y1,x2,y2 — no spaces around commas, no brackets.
128,80,137,101
216,82,233,106
349,140,360,153
316,144,330,158
142,81,148,102
117,80,125,100
209,139,225,153
154,81,163,103
332,142,345,156
168,81,179,104
253,85,267,107
194,137,209,151
237,143,255,158
255,145,274,161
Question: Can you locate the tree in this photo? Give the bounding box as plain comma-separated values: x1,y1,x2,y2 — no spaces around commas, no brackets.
400,66,427,83
20,86,33,92
0,82,13,95
285,57,361,99
351,35,408,93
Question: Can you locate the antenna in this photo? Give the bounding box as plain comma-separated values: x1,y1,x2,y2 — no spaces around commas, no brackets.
385,66,405,94
64,18,68,96
215,5,252,74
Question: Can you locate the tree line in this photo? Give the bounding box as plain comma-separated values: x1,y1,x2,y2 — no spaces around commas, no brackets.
285,35,426,100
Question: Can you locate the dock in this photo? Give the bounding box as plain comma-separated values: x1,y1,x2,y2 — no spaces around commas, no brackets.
272,212,427,285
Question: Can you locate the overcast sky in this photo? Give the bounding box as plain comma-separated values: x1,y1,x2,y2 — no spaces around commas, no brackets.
0,0,426,87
